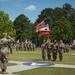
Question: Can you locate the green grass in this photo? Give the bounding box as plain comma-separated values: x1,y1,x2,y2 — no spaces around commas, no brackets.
0,62,17,67
9,48,75,65
0,48,75,75
9,48,75,75
13,67,75,75
9,48,42,61
8,63,17,66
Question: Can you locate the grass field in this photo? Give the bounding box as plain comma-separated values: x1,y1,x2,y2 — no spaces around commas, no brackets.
0,62,17,67
8,63,17,66
13,67,75,75
9,48,75,65
9,48,75,75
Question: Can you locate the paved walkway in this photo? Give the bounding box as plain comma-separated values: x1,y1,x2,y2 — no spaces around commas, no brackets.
0,60,75,75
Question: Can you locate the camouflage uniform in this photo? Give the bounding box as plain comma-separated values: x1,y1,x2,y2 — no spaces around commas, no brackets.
65,44,70,52
58,40,65,61
19,42,24,51
26,43,30,51
46,39,53,60
0,33,14,74
41,41,46,60
8,42,13,54
33,44,36,51
15,41,20,51
23,42,27,51
29,43,33,51
52,41,58,61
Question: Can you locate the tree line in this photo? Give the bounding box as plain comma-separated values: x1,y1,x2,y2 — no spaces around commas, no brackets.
0,3,75,44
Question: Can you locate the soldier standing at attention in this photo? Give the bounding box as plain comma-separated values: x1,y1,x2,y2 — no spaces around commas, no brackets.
41,40,47,60
15,40,20,51
58,40,65,61
8,42,13,54
46,39,53,61
52,40,58,61
0,33,14,74
23,42,27,51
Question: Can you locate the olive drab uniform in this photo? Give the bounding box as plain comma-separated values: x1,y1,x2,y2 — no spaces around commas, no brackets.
23,42,27,51
0,33,14,74
41,40,46,60
26,43,30,51
29,43,33,51
58,40,65,61
8,42,13,54
19,42,24,51
65,44,70,53
52,41,58,61
15,41,20,51
46,39,53,60
32,44,36,51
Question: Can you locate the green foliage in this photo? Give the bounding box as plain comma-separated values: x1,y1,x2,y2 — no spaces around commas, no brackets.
53,7,65,22
34,3,75,41
36,8,53,28
51,16,73,40
69,12,75,39
13,14,33,41
63,3,74,18
1,3,75,42
0,10,15,38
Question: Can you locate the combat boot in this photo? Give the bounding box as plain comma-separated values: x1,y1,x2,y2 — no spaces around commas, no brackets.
2,71,9,74
2,69,9,74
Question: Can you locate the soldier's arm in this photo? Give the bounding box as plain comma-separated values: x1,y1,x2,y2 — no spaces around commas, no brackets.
7,36,14,42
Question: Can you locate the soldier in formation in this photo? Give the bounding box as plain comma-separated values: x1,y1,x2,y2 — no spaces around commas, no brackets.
15,41,36,51
52,40,58,61
15,41,20,51
41,39,69,61
8,42,14,54
46,39,53,60
58,40,64,61
41,40,47,60
64,43,70,53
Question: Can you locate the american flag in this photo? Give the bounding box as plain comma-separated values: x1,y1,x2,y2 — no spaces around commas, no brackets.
36,19,48,32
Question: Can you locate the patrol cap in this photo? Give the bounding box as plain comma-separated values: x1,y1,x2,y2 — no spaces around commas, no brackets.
3,33,7,36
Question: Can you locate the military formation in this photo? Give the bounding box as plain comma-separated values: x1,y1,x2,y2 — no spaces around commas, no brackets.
15,42,36,51
41,39,70,61
0,33,71,74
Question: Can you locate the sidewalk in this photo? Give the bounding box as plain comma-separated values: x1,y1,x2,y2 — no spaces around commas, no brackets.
0,61,39,75
0,60,75,75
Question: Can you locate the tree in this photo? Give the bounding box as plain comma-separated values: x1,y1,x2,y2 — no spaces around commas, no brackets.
63,3,74,18
0,10,15,38
53,7,65,22
13,14,32,41
62,3,75,39
51,16,73,41
36,8,53,28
